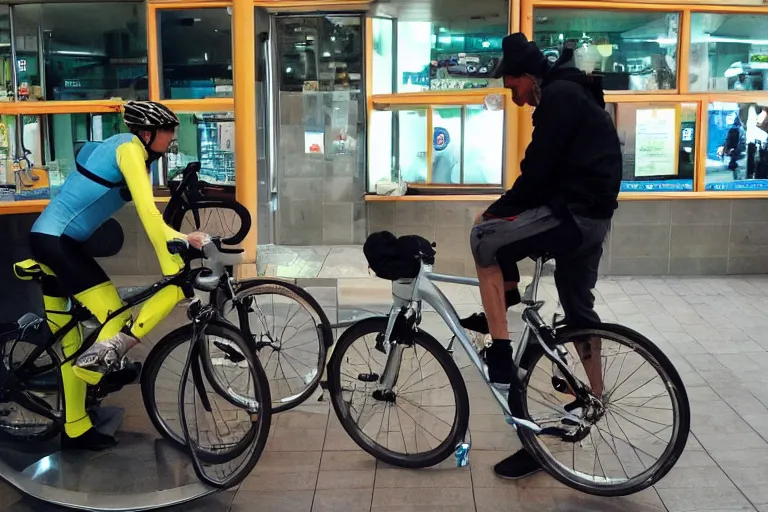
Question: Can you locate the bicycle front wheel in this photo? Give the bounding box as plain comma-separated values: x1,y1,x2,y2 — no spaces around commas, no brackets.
509,323,690,497
142,322,271,489
179,321,271,489
327,317,469,468
217,279,332,413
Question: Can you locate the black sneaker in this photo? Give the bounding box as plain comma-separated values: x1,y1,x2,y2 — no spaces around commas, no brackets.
459,313,490,335
484,339,514,386
458,289,522,335
493,449,542,480
62,427,117,451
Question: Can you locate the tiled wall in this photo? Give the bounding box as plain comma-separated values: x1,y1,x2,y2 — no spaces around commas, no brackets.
367,199,768,276
276,92,367,246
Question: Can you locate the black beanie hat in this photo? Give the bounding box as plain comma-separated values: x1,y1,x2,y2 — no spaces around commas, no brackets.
492,32,548,79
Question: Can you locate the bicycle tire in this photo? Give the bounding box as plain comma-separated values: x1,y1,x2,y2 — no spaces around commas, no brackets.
327,317,469,469
508,323,690,497
141,322,271,469
0,336,61,443
179,321,271,489
167,199,251,246
216,278,333,413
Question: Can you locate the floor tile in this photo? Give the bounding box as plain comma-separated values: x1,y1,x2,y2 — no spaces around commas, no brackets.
320,451,377,471
658,486,755,511
316,469,375,490
251,451,323,474
374,467,472,488
371,487,475,508
231,490,313,512
267,428,327,452
240,471,318,491
312,489,373,512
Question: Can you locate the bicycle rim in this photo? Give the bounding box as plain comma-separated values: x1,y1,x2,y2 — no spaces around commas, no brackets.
179,323,271,489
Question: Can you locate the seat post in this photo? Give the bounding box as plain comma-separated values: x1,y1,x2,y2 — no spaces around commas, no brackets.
529,257,545,303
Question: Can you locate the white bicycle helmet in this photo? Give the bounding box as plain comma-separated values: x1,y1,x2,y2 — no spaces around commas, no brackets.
123,101,180,130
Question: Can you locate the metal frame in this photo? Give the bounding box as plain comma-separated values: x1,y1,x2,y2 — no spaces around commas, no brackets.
371,256,570,433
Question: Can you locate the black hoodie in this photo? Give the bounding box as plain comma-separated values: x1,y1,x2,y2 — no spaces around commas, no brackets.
486,61,622,220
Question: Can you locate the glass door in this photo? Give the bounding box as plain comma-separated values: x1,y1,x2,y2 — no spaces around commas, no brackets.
270,14,366,245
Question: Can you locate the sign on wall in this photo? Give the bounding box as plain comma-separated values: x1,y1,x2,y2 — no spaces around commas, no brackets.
635,107,678,177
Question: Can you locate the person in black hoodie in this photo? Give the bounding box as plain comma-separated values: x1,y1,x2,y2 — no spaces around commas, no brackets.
464,33,622,479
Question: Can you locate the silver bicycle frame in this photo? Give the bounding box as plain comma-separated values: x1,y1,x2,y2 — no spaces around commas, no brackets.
376,258,556,433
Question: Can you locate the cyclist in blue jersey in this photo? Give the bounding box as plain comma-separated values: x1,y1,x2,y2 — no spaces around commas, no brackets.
29,101,207,450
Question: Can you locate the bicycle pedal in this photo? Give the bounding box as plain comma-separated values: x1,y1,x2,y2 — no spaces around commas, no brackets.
101,361,142,389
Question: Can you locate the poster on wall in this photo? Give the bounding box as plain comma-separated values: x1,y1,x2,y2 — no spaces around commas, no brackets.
635,108,678,177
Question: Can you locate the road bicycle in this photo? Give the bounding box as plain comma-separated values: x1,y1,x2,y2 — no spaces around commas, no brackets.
327,236,690,497
163,163,334,413
0,237,272,489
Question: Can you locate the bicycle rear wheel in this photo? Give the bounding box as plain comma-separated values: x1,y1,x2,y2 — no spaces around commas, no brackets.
0,326,61,443
509,323,690,497
327,317,469,468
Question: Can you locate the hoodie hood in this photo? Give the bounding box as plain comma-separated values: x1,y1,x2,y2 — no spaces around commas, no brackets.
541,46,606,109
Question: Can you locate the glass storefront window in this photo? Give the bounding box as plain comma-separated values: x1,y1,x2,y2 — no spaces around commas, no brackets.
370,0,509,93
690,13,768,92
13,3,148,101
158,9,233,100
398,109,428,182
375,104,504,188
163,112,235,187
608,103,697,192
276,15,363,92
371,18,393,95
431,107,462,183
0,6,12,100
533,9,679,91
705,102,768,191
368,110,394,190
49,113,128,182
464,104,503,185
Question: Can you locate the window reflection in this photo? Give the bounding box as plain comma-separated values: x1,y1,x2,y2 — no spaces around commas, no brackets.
370,0,509,92
705,102,768,190
277,16,362,92
690,14,768,92
371,18,393,95
397,109,428,183
158,9,232,99
387,105,504,187
13,3,148,100
164,112,235,187
533,9,679,91
608,103,697,192
464,105,503,185
431,107,462,183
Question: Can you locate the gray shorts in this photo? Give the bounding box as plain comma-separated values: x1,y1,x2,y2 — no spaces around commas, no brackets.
469,206,610,327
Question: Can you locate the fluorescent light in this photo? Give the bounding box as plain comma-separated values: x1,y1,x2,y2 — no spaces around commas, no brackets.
702,35,768,45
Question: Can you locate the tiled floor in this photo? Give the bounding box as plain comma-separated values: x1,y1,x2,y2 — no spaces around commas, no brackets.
4,248,768,511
